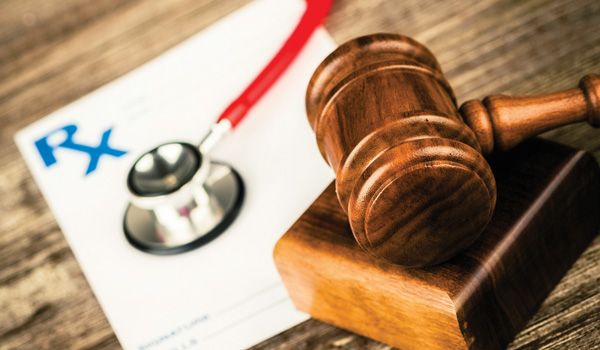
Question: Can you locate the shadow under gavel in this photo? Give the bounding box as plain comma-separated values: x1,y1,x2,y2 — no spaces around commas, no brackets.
306,33,599,267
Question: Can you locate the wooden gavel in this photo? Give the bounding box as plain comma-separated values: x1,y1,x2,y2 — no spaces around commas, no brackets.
306,33,599,267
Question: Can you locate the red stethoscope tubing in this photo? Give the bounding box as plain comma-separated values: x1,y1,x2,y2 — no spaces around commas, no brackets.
217,0,333,127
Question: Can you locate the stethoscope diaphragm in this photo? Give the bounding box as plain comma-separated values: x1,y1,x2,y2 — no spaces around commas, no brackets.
123,143,244,254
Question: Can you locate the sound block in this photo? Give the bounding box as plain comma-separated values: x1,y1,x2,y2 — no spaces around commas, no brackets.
274,139,600,350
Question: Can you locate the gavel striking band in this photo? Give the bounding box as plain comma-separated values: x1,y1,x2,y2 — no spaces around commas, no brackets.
306,33,600,267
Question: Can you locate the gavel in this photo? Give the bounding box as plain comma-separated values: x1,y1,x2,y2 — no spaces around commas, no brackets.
306,33,599,267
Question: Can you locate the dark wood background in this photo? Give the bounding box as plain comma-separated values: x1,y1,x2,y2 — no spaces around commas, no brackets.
1,0,599,349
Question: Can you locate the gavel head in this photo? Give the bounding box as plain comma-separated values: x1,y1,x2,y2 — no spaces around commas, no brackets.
306,33,496,267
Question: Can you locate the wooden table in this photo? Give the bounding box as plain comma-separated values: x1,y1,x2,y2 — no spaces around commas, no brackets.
1,0,599,349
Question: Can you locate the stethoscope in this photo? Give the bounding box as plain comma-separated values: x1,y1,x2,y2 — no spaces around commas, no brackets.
123,0,332,254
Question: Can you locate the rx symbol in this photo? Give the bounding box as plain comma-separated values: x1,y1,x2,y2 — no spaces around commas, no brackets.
35,124,127,175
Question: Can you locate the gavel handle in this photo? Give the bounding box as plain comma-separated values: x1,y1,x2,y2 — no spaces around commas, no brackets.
460,74,600,154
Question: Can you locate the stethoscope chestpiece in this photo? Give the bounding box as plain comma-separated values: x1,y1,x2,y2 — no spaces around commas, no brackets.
123,142,244,255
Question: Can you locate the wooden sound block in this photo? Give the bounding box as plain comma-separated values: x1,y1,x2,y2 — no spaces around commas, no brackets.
274,139,600,350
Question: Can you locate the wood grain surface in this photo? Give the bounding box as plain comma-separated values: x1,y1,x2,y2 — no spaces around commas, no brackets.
1,0,599,349
273,139,600,350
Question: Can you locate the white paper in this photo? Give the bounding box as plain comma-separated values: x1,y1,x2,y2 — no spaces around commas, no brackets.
14,1,336,349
